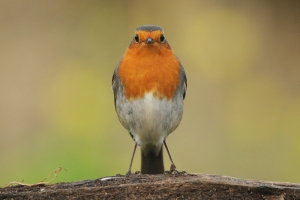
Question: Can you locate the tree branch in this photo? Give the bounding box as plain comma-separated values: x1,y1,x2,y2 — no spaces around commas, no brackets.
1,173,300,199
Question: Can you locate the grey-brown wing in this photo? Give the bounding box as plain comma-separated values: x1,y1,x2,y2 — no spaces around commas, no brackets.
179,62,187,100
112,68,120,108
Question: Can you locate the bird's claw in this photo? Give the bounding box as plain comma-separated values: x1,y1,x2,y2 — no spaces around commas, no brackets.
164,164,187,176
126,171,132,176
164,163,179,175
170,163,178,174
126,170,141,176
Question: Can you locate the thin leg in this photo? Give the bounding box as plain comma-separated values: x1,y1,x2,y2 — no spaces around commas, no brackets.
126,143,137,175
163,140,178,174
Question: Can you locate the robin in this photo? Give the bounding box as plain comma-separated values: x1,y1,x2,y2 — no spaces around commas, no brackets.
112,25,187,174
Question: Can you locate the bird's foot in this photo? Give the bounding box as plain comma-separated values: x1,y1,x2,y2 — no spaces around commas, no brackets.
126,170,132,176
164,163,178,175
126,170,140,176
164,164,187,176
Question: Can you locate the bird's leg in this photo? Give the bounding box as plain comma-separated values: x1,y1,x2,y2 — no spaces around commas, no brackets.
126,143,137,175
163,140,178,175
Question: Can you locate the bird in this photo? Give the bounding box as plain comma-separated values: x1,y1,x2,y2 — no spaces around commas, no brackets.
112,25,187,175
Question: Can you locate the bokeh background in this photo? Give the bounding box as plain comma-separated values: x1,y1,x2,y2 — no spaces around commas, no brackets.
1,0,300,186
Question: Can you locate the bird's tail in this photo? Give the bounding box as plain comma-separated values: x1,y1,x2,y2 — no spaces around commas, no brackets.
141,146,164,174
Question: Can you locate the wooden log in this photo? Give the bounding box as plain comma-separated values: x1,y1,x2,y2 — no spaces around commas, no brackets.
1,173,300,199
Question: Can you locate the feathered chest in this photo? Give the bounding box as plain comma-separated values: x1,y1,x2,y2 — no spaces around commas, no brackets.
118,49,180,100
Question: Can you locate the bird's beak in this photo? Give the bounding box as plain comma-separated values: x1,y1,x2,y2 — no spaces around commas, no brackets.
145,37,154,44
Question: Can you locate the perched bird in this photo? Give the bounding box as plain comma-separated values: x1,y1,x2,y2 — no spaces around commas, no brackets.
112,25,187,174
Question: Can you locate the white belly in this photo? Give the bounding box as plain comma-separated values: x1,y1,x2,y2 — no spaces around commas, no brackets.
116,92,183,154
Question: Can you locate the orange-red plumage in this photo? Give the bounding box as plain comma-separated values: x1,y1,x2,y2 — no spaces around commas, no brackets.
118,30,180,100
112,25,187,175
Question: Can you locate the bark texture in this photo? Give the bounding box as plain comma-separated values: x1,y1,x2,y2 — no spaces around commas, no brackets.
1,173,300,199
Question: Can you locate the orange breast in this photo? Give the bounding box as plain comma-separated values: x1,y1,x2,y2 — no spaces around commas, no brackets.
118,45,180,100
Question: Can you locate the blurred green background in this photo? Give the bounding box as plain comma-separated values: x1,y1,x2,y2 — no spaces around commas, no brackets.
1,0,300,186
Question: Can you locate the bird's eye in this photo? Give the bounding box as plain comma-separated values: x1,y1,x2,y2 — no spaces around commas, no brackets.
160,34,165,43
134,34,139,43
